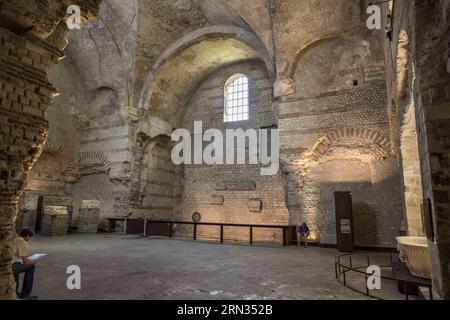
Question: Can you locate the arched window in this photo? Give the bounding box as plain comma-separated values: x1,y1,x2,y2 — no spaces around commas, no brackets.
224,74,249,122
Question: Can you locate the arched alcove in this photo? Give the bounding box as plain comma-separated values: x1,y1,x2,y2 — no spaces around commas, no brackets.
132,26,279,230
138,25,276,126
287,128,402,247
292,37,374,99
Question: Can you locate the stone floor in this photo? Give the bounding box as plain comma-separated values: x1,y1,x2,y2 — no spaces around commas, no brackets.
23,234,404,300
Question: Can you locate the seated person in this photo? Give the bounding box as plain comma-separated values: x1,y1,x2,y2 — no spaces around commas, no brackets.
297,223,310,248
12,229,39,300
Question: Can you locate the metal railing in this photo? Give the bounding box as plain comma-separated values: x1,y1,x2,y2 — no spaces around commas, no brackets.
135,219,294,246
335,252,433,300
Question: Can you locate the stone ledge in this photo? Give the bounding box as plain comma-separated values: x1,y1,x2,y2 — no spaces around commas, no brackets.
44,206,68,215
216,181,256,191
209,195,224,205
82,200,101,209
248,199,263,212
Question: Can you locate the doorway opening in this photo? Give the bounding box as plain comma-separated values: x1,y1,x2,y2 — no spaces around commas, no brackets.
35,196,44,234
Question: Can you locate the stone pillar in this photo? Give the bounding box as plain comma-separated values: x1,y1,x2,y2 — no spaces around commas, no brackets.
0,0,101,300
16,193,39,233
0,27,55,300
41,206,69,236
66,205,74,233
78,200,101,234
43,196,74,233
412,0,450,299
0,196,18,300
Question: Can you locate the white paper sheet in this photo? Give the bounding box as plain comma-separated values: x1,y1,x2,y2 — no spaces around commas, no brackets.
28,254,47,261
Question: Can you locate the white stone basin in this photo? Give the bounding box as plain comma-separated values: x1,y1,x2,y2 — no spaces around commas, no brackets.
396,236,431,279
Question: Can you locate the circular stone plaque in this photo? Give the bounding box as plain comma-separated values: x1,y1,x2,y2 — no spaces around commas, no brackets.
192,212,201,222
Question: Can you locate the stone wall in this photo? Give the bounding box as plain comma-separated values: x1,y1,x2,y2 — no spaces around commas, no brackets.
25,151,68,193
174,61,288,242
40,206,69,236
130,1,404,248
0,0,101,300
46,60,85,163
11,0,138,224
301,156,401,246
66,0,140,218
384,1,424,236
413,0,450,300
136,135,175,221
17,148,77,233
1,0,449,300
15,193,38,233
71,174,118,230
385,0,450,300
0,26,59,300
78,200,100,233
278,32,403,247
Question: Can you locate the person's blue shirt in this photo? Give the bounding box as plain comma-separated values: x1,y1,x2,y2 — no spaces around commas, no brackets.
299,224,309,234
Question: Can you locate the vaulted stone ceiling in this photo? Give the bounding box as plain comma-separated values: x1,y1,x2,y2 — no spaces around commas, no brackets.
60,0,379,119
133,0,274,110
142,36,262,126
61,0,272,116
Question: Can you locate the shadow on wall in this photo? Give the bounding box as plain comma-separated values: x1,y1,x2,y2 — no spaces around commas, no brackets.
71,174,116,230
86,87,120,120
303,181,384,247
293,38,376,99
353,202,379,246
298,157,402,248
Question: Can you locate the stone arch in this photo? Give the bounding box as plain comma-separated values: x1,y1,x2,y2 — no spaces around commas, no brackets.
78,152,112,176
180,61,275,130
296,128,393,188
286,128,399,246
306,128,391,161
288,31,373,79
223,72,251,123
252,94,275,127
25,149,74,191
43,143,79,182
289,36,339,80
220,69,272,126
138,25,276,118
290,36,375,98
218,68,258,88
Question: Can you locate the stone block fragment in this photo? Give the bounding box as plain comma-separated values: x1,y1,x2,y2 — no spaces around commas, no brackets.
248,199,263,213
209,195,224,205
41,206,69,236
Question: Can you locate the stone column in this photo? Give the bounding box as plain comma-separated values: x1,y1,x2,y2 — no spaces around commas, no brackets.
0,195,19,300
0,27,55,300
78,200,101,234
66,205,74,233
0,0,101,300
41,206,69,236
